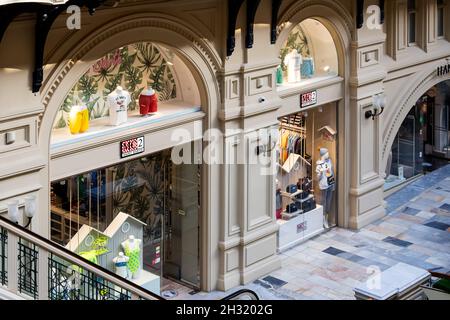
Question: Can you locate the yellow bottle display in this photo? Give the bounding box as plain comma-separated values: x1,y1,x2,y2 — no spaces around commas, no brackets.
68,106,89,134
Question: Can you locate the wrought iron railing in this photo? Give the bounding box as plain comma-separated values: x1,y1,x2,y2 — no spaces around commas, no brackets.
0,227,7,286
0,216,162,300
222,289,260,300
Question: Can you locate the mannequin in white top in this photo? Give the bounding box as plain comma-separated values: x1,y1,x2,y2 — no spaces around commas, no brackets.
121,235,142,279
112,252,130,279
283,49,302,83
107,86,131,126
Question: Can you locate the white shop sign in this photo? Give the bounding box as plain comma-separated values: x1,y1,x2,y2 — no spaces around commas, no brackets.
300,90,318,108
120,136,145,159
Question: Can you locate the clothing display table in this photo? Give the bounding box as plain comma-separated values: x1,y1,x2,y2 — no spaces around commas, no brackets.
277,205,324,253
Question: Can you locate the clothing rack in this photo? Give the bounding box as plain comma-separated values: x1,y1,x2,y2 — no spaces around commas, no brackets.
280,124,306,135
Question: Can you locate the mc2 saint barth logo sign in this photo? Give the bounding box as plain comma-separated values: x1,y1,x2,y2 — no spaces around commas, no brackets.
437,63,450,77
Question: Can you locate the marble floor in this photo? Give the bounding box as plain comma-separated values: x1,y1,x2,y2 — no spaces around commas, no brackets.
164,165,450,300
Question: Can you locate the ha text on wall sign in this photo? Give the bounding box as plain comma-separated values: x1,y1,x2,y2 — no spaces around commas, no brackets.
300,91,317,108
437,63,450,77
120,136,145,159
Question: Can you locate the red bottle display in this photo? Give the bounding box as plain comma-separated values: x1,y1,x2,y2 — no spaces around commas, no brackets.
139,87,158,116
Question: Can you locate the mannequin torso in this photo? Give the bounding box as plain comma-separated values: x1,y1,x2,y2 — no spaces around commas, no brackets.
107,86,131,126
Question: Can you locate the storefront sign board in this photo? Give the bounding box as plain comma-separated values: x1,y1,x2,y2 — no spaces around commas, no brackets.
120,136,145,158
300,90,318,108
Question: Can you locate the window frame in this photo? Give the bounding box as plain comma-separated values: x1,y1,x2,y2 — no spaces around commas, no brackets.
407,0,418,46
437,0,446,39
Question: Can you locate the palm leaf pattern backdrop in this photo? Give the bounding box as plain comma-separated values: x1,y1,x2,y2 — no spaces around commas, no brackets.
279,25,311,72
54,43,177,129
111,152,170,245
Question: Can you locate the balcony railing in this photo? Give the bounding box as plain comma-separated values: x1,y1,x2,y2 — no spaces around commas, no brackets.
0,216,162,300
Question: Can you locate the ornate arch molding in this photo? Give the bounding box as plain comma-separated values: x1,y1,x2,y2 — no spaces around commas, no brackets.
41,13,222,111
276,0,354,44
382,67,450,170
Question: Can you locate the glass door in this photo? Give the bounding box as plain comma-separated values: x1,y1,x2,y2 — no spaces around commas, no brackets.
163,142,201,288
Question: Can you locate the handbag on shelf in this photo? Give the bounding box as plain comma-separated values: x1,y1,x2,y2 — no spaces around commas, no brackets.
297,198,316,213
286,203,299,214
286,184,298,194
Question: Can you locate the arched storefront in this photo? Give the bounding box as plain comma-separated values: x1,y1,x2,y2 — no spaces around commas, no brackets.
383,63,450,193
272,3,352,250
37,14,222,294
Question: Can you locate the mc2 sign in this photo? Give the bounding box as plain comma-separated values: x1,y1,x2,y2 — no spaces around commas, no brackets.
300,90,318,108
120,136,145,159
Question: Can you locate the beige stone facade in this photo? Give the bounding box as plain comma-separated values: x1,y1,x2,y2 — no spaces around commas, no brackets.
0,0,449,293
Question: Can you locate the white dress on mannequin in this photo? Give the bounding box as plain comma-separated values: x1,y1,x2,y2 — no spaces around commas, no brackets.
283,49,302,83
107,86,131,126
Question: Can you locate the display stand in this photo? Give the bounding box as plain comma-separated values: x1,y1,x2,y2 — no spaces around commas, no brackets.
66,212,161,295
277,205,324,253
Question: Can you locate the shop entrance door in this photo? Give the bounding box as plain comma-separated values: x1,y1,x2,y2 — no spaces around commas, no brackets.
163,161,200,289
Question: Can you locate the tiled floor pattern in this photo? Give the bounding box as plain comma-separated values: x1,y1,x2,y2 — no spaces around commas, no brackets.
163,166,450,300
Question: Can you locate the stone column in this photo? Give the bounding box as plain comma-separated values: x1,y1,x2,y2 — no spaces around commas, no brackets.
348,1,388,229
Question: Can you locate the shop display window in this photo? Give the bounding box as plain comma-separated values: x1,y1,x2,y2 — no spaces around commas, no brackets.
276,104,338,251
277,19,339,89
385,80,450,190
50,145,201,294
51,42,201,147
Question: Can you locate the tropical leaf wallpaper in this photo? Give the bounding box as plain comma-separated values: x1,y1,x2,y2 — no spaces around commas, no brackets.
111,152,170,245
280,25,311,72
54,43,177,129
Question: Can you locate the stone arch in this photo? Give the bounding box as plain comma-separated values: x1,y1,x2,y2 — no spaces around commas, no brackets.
35,12,223,291
39,12,222,149
382,64,450,174
275,0,354,77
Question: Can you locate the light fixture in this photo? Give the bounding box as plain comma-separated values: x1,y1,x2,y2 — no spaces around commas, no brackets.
24,195,37,228
366,93,386,120
7,200,19,224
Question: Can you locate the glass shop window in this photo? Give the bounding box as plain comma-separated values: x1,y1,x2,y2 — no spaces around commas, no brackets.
408,0,417,45
277,19,339,88
50,146,201,295
437,0,445,38
51,42,201,148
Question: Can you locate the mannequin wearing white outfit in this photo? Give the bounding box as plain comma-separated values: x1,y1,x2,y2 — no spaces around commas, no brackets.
283,49,302,83
112,252,130,279
107,86,131,126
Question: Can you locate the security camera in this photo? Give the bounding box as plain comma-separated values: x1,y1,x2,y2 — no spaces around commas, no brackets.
259,97,266,103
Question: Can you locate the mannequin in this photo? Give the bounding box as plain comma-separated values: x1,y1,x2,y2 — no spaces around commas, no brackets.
275,179,283,220
121,235,142,279
139,87,158,116
316,148,335,229
283,49,302,83
68,105,89,134
112,252,130,279
107,86,131,126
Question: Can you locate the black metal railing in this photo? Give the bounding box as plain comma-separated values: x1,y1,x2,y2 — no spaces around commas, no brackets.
222,289,260,300
0,227,7,286
0,215,162,300
18,239,39,299
48,254,132,300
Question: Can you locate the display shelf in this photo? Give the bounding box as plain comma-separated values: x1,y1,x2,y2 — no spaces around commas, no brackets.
277,205,324,253
276,75,340,95
51,100,202,149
